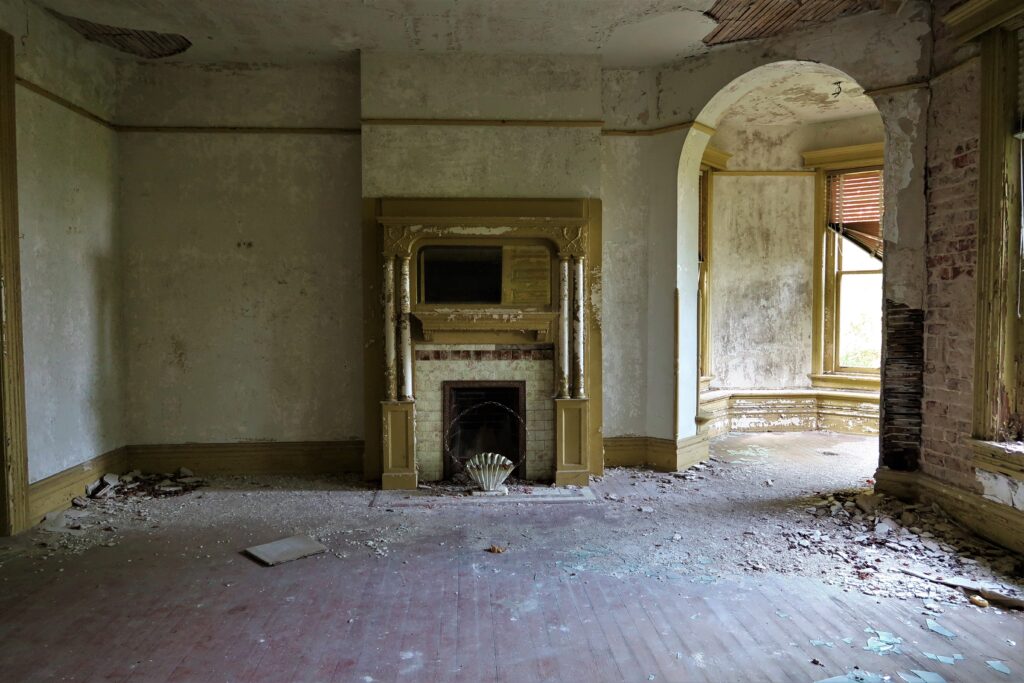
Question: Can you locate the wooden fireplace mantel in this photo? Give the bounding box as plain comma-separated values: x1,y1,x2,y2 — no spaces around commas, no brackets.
412,309,557,342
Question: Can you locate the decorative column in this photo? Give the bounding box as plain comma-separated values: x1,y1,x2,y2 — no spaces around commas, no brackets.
555,241,590,488
380,226,416,491
558,256,571,398
573,256,586,399
382,257,397,402
398,256,413,400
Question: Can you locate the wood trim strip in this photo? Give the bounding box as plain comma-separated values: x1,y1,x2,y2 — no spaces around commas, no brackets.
970,439,1024,480
16,77,718,140
27,447,128,522
863,81,930,98
603,433,709,472
0,32,29,535
713,170,816,177
118,125,362,135
16,78,360,135
602,120,716,137
364,118,603,128
15,76,114,129
972,29,1019,439
943,0,1024,44
129,440,365,476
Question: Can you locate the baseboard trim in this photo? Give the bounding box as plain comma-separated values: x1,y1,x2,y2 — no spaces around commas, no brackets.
26,440,364,522
129,440,365,476
27,447,129,523
604,433,709,472
875,468,1024,556
700,388,879,437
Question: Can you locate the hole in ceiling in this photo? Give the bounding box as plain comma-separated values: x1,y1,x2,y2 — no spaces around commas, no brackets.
48,9,191,59
703,0,882,47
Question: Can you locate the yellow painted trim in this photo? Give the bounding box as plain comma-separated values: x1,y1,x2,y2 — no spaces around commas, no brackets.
602,120,715,137
15,77,114,129
863,81,930,98
364,118,603,128
973,29,1020,439
971,439,1024,481
875,468,1024,555
17,78,360,135
603,433,709,472
943,0,1024,44
802,143,885,170
120,125,361,135
701,145,731,170
130,440,364,476
26,448,129,524
811,170,826,377
809,372,881,391
0,32,29,535
714,170,816,176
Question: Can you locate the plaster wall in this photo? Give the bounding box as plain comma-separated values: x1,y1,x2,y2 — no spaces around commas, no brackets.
706,115,882,391
17,89,123,483
360,53,602,198
118,63,364,445
709,175,814,390
3,4,125,484
601,136,650,437
711,115,884,170
116,60,360,128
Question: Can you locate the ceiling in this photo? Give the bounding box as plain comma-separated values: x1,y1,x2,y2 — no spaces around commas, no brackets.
716,64,880,125
38,0,881,68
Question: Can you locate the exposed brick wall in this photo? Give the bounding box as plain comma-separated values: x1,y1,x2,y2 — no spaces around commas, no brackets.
881,301,923,470
920,61,981,493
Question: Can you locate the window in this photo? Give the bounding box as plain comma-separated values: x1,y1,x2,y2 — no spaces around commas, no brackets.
824,168,884,376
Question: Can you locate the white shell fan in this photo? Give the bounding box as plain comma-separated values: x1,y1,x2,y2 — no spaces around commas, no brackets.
464,452,515,492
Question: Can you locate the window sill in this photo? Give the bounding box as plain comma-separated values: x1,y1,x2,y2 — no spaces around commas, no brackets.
809,373,880,391
970,439,1024,481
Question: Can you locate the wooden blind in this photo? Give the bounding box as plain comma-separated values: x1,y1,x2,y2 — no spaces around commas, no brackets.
826,169,884,260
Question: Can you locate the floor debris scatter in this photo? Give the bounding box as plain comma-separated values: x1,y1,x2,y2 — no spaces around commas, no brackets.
0,432,1020,681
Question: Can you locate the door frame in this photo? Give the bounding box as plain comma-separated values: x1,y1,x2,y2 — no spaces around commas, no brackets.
0,29,30,535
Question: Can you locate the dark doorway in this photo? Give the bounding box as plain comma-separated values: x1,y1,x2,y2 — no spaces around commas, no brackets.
442,381,526,480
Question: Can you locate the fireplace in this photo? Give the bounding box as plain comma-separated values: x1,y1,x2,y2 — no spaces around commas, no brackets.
372,198,601,490
442,381,526,480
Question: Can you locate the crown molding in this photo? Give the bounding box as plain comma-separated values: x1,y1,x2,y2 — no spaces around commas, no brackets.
943,0,1024,44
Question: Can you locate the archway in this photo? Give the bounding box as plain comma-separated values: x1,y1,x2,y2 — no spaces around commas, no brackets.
675,60,890,470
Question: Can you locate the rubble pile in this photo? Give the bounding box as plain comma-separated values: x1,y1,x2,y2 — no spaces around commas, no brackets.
84,467,206,501
30,468,207,556
787,488,1024,602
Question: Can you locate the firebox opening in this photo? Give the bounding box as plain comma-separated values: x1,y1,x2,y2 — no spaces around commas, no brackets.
443,382,526,481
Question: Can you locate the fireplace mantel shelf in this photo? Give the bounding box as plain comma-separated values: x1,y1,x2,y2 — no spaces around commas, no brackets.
412,309,557,342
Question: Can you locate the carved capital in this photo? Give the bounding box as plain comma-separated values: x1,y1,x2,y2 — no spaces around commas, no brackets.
557,224,588,258
383,225,416,258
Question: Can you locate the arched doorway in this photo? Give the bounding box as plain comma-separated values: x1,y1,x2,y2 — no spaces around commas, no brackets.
675,61,893,477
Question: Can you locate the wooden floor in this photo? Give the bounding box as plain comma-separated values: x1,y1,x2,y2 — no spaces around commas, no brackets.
2,519,1021,681
1,433,1021,682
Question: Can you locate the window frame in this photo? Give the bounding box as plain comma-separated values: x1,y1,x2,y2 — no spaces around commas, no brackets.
825,166,884,377
802,143,885,391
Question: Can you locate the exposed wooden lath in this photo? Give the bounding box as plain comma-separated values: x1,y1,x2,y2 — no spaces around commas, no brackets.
703,0,882,46
49,10,191,59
